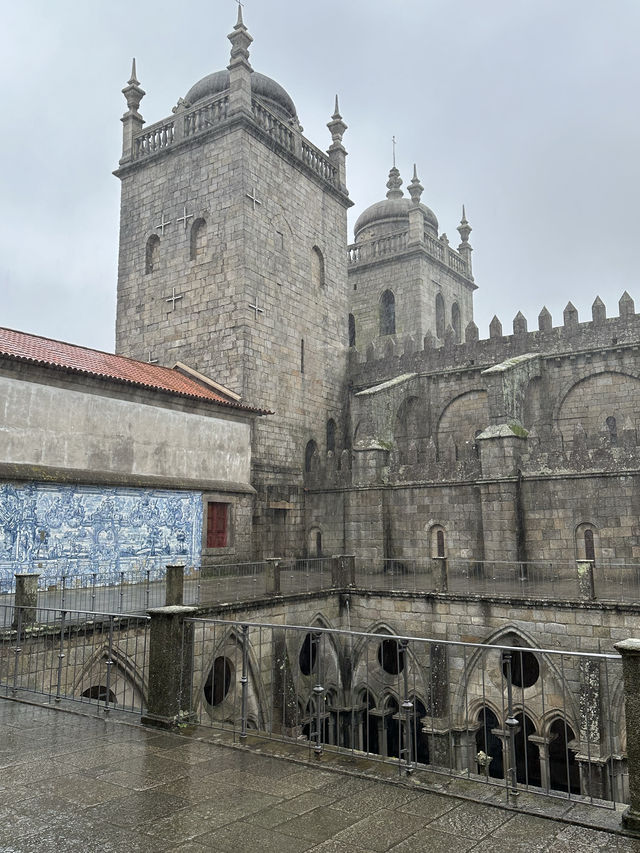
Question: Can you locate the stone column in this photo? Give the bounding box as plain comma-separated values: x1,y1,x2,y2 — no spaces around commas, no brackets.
529,734,550,790
576,560,596,601
143,606,197,729
432,557,448,593
614,639,640,831
331,555,355,588
265,558,281,595
13,573,39,628
165,565,184,606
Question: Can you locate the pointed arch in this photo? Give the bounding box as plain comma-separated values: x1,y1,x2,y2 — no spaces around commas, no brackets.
197,624,267,729
72,642,146,711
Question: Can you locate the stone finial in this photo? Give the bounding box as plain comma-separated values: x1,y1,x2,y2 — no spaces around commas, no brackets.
366,342,375,362
228,5,253,67
563,301,579,328
489,315,503,338
439,233,449,245
591,296,606,325
619,290,635,317
457,205,473,276
423,331,435,350
122,57,145,113
513,311,528,336
327,95,347,145
457,205,472,244
407,164,423,204
465,320,479,342
386,166,403,200
538,306,552,332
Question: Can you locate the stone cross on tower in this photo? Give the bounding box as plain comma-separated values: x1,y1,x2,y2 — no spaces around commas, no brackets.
165,288,184,310
248,297,264,320
245,188,262,211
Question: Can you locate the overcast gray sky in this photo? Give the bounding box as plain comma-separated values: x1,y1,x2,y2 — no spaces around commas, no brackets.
1,1,639,352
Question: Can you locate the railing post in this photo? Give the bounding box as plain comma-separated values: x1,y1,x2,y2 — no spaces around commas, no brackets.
104,616,114,716
13,573,39,629
313,632,324,757
142,605,198,728
240,624,249,742
119,570,125,612
166,565,185,606
432,557,448,593
12,607,22,696
265,558,281,595
331,555,355,588
400,639,414,775
91,572,97,611
503,650,520,804
577,560,596,601
55,611,66,703
614,639,640,831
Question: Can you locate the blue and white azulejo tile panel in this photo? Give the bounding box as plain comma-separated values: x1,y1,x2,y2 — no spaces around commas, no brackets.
0,482,202,583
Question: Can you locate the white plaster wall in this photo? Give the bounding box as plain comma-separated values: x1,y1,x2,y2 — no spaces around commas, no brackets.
0,375,251,486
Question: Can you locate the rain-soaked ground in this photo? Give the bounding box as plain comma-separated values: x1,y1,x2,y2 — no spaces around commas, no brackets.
1,699,639,852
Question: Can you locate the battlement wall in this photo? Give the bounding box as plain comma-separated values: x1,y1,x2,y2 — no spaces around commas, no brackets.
349,292,640,386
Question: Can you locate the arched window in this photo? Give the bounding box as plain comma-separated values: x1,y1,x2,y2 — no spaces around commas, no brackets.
190,217,206,261
576,522,597,563
379,290,396,336
304,440,318,473
435,292,445,339
584,529,595,562
606,415,617,444
430,525,446,558
348,314,356,348
451,302,460,342
145,234,160,274
311,246,325,287
326,418,336,453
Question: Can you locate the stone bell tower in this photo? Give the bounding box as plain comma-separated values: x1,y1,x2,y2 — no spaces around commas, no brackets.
114,10,352,557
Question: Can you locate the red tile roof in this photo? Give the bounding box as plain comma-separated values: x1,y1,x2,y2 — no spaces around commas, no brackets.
0,327,267,414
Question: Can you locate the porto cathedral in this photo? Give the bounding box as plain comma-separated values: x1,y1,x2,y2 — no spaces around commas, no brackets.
1,8,640,576
114,8,640,572
1,8,640,804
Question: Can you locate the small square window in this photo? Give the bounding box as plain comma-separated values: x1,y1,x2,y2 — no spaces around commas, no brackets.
207,502,228,548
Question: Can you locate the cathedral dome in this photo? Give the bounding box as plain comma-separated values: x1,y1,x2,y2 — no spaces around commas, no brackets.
184,70,297,123
353,166,438,242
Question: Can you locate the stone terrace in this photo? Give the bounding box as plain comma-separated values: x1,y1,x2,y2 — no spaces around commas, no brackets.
2,700,640,852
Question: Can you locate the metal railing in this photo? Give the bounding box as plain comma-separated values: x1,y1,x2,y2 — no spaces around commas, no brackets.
186,616,625,807
0,604,149,715
354,558,640,603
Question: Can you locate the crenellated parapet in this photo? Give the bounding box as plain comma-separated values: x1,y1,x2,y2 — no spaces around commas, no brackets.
349,292,640,387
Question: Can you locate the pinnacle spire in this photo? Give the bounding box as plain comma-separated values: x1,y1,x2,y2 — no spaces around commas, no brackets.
236,0,244,26
129,58,139,85
333,95,341,120
457,205,472,243
407,164,423,204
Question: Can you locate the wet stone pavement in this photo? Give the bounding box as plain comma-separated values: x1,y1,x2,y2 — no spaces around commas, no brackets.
0,701,639,853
